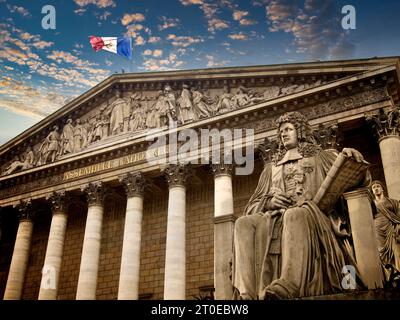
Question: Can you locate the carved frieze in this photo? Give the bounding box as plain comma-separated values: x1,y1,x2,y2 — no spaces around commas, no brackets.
0,77,327,177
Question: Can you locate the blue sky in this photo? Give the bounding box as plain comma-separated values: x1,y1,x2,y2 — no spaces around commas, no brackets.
1,0,400,145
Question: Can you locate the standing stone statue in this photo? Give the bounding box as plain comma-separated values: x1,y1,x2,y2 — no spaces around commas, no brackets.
61,118,75,155
233,111,365,299
43,125,61,163
162,85,178,126
177,84,195,124
92,114,104,142
371,180,400,272
145,93,161,129
109,90,128,135
73,119,84,153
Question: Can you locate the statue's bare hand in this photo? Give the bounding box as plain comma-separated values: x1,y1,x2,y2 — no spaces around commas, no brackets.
342,148,364,163
267,194,292,210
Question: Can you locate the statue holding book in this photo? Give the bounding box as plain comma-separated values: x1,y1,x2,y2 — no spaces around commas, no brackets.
232,111,369,299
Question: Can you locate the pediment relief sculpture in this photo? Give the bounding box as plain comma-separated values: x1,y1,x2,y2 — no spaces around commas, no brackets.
0,78,326,177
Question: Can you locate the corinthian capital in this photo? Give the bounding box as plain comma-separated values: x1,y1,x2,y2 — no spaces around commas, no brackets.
366,106,400,139
119,172,146,197
211,163,233,177
81,182,106,206
313,122,341,151
13,199,34,221
164,163,191,188
255,137,278,164
46,190,68,213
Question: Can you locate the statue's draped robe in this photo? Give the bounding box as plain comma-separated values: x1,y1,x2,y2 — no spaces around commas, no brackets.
374,197,400,271
233,149,356,299
110,98,126,135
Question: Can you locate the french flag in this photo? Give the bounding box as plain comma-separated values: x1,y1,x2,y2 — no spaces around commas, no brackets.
89,36,132,59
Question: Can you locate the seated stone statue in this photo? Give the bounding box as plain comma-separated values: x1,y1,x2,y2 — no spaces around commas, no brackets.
233,111,365,300
371,180,400,273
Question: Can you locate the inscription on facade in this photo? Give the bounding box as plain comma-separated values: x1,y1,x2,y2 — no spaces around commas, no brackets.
63,151,147,181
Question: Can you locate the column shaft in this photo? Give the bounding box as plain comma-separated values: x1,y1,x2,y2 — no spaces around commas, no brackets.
4,219,33,300
76,204,104,299
38,211,68,300
213,171,234,300
379,136,400,200
164,185,186,300
118,196,144,300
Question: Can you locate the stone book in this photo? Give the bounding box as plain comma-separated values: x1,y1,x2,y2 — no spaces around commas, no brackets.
313,152,370,212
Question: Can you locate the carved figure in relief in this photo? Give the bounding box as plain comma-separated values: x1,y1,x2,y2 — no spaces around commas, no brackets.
129,92,146,132
42,125,61,163
191,87,213,119
92,114,104,142
232,86,252,109
176,84,196,124
160,85,177,126
371,180,400,273
109,90,128,135
81,119,91,148
2,147,35,176
145,91,161,129
60,118,75,155
73,119,84,153
216,85,234,114
233,111,366,300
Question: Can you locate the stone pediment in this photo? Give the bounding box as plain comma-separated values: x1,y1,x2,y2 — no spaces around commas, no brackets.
0,57,399,179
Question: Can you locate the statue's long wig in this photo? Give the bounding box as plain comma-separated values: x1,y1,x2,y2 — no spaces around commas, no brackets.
273,111,320,164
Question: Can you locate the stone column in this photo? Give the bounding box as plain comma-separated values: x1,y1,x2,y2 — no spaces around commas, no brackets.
4,200,34,300
378,136,400,200
343,188,384,289
366,106,400,200
38,191,68,300
212,163,235,300
118,172,146,300
76,182,106,300
163,164,190,300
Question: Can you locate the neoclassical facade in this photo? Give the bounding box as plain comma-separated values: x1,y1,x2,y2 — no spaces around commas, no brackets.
0,57,400,300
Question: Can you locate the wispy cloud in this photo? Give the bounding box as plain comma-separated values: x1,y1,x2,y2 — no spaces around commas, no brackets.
180,0,229,33
228,32,248,40
264,0,355,59
206,54,229,67
74,0,115,8
158,16,180,31
121,13,145,26
6,4,31,18
167,34,204,47
143,49,163,57
148,36,161,44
